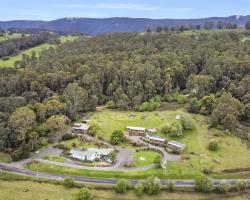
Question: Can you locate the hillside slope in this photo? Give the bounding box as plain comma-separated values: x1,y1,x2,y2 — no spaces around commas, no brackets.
0,15,249,35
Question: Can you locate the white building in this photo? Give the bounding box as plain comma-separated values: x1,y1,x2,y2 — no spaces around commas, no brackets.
146,135,166,143
167,141,186,152
147,128,157,134
70,148,114,162
127,126,146,135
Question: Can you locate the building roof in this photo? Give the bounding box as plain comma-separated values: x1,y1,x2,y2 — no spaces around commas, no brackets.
168,141,186,150
70,149,95,158
146,135,166,142
127,126,146,131
73,123,90,131
88,148,114,156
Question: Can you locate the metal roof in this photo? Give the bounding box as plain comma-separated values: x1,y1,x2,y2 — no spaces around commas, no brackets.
146,135,166,142
168,141,186,149
127,126,146,131
73,123,90,131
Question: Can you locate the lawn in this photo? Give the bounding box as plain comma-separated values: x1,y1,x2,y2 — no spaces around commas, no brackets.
0,43,55,67
134,151,161,167
42,155,66,163
1,180,249,200
39,108,250,179
59,138,97,149
59,35,79,43
0,35,79,68
88,108,180,140
0,152,12,163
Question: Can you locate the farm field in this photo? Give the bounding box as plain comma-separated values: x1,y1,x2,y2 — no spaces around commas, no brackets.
0,180,249,200
0,35,79,68
26,108,250,179
0,43,55,67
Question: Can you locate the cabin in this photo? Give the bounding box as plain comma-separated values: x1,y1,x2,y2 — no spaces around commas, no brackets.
72,123,90,134
167,141,186,153
70,148,114,162
127,126,146,136
146,135,166,143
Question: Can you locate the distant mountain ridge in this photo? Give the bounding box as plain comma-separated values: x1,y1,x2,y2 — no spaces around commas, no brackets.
0,15,250,35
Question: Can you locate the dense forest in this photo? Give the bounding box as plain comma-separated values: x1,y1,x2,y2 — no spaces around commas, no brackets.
0,31,249,160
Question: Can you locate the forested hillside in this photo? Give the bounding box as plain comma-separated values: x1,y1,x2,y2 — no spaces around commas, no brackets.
0,31,249,160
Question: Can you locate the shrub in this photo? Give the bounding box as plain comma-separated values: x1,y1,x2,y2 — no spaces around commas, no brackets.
154,155,162,168
62,133,75,141
235,181,247,192
189,97,200,113
208,140,219,151
167,182,175,192
139,97,161,112
215,182,229,194
195,177,214,193
76,188,92,200
115,179,129,193
180,116,194,130
110,130,124,145
106,100,117,109
88,121,100,136
63,177,75,188
143,176,162,195
247,133,250,141
161,121,183,137
134,181,144,197
177,94,185,104
161,123,171,135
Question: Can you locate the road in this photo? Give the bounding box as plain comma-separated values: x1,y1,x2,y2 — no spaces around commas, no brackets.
1,163,250,187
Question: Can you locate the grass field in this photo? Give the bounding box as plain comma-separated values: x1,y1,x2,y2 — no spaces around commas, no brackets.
0,43,55,67
0,35,79,68
0,180,249,200
28,108,250,179
134,151,160,167
0,33,22,42
42,155,66,163
180,29,245,36
59,138,97,149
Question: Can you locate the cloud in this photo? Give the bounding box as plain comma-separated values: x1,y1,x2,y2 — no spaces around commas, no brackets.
55,3,159,11
96,4,159,11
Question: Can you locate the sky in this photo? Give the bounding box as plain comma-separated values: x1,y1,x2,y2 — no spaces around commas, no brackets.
0,0,250,21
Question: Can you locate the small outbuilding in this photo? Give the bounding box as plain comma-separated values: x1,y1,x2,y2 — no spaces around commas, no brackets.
72,123,90,134
167,141,186,153
127,126,146,136
146,135,166,143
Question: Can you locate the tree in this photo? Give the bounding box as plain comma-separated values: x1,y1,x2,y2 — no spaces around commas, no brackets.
215,182,229,194
115,179,129,193
76,188,92,200
195,177,214,193
154,155,162,168
235,181,247,192
63,177,75,188
63,83,88,119
180,116,194,130
199,95,216,115
110,130,124,145
134,181,144,197
245,21,250,30
189,97,200,113
46,115,67,139
9,106,36,143
208,140,219,151
210,93,244,131
143,176,162,195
